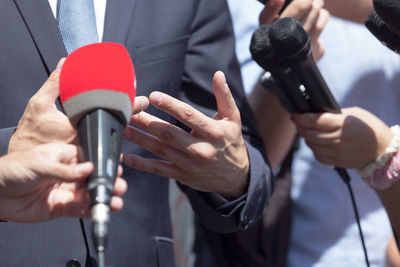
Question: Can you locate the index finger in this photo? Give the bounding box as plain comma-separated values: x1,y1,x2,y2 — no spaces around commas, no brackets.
293,112,344,131
212,71,240,122
148,91,214,135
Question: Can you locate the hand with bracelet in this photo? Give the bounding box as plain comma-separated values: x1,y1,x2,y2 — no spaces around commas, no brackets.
292,106,400,247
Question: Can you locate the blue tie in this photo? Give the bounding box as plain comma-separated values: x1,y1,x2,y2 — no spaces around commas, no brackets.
58,0,99,54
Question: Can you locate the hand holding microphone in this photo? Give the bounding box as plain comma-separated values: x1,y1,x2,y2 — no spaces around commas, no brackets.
258,0,328,61
59,42,147,266
269,17,340,114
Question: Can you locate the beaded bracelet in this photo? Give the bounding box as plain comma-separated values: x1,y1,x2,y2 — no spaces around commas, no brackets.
363,150,400,190
358,125,400,190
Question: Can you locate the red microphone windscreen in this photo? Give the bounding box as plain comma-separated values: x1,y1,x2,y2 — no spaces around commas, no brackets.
59,42,136,126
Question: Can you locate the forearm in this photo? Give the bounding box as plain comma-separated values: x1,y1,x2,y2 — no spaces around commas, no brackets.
325,0,373,23
248,82,296,170
379,182,400,239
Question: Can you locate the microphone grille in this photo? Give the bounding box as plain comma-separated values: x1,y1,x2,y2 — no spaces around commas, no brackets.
269,17,309,58
373,0,400,35
365,11,400,53
250,25,272,62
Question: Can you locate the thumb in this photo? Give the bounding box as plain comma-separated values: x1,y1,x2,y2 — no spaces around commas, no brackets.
33,58,66,105
212,71,240,122
46,161,94,182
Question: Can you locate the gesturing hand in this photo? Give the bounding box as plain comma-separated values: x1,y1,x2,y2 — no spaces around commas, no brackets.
123,71,249,199
293,107,393,169
0,143,127,223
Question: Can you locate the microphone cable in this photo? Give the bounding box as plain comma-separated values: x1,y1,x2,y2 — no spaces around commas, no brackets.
334,168,370,267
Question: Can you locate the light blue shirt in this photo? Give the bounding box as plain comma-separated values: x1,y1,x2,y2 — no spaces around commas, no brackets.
227,2,398,265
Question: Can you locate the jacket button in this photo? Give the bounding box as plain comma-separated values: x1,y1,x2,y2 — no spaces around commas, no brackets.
66,259,81,267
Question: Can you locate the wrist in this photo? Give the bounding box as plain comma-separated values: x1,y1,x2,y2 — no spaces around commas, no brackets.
219,167,249,200
359,125,400,190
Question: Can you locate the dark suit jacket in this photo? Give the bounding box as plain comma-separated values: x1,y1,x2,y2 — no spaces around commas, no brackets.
0,0,272,266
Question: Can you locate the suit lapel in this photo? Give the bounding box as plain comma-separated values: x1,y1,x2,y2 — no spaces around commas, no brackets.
14,0,67,74
102,0,137,44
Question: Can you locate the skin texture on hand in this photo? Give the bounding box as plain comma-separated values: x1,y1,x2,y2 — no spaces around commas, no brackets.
123,71,249,199
292,107,393,169
0,143,127,223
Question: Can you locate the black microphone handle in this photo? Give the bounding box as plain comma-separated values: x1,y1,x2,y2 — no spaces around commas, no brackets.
268,67,314,113
287,51,341,114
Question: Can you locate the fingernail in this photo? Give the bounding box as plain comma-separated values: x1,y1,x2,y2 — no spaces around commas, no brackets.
151,92,162,105
56,58,66,71
75,163,90,176
141,97,149,110
216,71,226,83
130,114,139,123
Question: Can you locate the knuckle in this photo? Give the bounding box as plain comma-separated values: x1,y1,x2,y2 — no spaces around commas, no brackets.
48,70,60,83
28,97,46,113
159,127,175,143
150,166,163,175
153,143,167,158
194,147,216,161
182,106,194,121
210,128,225,142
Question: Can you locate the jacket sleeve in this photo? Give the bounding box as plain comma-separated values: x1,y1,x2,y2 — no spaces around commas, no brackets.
0,127,15,156
177,0,273,233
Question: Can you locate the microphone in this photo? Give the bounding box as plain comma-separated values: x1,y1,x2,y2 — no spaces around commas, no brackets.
267,17,371,266
250,25,313,114
269,17,340,114
365,10,400,54
59,42,136,266
373,0,400,35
